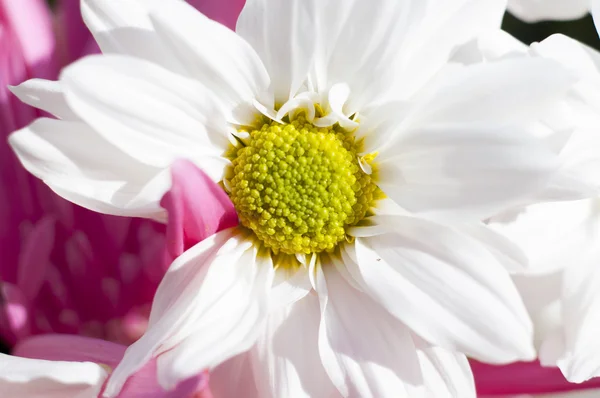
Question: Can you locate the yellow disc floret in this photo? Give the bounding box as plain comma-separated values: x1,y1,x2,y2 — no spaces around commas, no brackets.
229,117,377,255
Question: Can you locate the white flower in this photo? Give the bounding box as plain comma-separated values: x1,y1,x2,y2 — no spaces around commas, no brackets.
507,0,591,22
8,0,582,397
0,353,108,398
454,18,600,385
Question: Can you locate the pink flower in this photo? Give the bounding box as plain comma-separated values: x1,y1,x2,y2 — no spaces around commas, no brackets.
471,360,600,396
0,161,237,397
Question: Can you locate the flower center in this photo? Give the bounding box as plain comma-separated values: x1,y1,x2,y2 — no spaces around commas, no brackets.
229,117,378,255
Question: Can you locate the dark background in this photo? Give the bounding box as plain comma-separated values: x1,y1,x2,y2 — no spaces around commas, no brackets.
503,12,600,49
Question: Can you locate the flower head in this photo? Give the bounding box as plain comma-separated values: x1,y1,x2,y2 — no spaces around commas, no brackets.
8,0,585,396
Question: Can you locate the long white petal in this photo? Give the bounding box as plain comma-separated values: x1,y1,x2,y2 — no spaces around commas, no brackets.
251,294,339,398
148,0,270,126
315,259,425,398
346,215,535,363
489,199,599,274
414,337,476,398
557,242,600,382
104,228,274,396
60,54,229,179
237,0,315,104
0,354,107,398
9,79,79,121
9,118,168,218
310,0,506,111
81,0,188,74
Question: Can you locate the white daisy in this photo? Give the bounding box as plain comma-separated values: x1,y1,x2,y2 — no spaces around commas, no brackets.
452,22,600,385
8,0,582,396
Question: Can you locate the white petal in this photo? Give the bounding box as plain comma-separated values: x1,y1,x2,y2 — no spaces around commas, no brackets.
9,118,168,218
104,229,274,396
377,124,559,222
459,223,529,273
251,294,339,398
556,240,600,382
237,0,316,104
508,0,590,22
512,271,563,350
269,263,312,311
81,0,188,74
374,58,577,221
312,0,506,110
315,259,425,398
346,216,535,363
489,199,599,274
60,54,229,178
9,79,79,120
209,352,260,398
0,354,107,398
147,0,270,125
414,337,476,398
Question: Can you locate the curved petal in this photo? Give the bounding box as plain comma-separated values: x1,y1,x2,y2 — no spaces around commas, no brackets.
14,334,209,398
310,0,507,111
414,337,476,398
104,228,274,397
508,0,590,22
81,0,188,74
9,79,79,120
9,117,168,218
556,242,600,382
237,0,316,104
346,215,535,363
489,199,599,274
60,54,230,178
315,260,425,398
147,0,269,126
0,353,107,398
160,159,238,261
251,294,339,398
208,352,259,398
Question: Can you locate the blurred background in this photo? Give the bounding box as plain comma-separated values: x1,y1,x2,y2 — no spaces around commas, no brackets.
503,12,600,49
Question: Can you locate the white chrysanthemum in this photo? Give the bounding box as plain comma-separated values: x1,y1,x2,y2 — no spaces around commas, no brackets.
453,23,600,385
8,0,583,397
507,0,591,22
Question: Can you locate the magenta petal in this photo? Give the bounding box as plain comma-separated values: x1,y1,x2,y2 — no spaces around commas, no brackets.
0,283,30,344
471,360,600,395
17,216,55,302
161,159,238,260
0,0,56,80
186,0,245,30
13,334,126,367
14,334,209,398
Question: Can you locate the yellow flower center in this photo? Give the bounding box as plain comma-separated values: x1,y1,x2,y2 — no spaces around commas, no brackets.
229,117,378,255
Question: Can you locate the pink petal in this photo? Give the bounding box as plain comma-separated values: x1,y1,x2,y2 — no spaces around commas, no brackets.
14,334,209,397
17,215,55,302
471,360,600,395
0,0,56,79
0,283,30,345
160,159,237,261
187,0,245,30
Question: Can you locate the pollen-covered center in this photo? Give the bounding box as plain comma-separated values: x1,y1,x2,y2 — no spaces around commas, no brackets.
229,117,377,255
